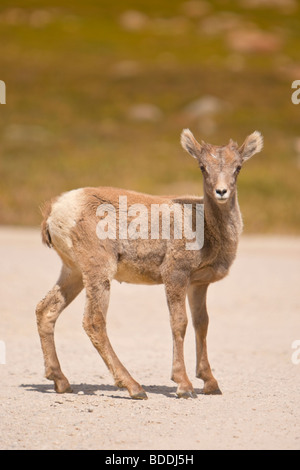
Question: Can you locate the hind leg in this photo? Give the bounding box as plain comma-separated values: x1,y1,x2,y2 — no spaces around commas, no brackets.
82,266,147,400
36,264,83,393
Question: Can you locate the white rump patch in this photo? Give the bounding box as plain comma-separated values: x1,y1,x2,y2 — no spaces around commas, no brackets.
47,188,85,250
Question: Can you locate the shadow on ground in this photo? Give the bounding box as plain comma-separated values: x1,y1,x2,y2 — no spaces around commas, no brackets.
20,382,206,399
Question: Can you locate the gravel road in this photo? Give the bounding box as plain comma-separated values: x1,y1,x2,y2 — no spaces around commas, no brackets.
0,227,299,450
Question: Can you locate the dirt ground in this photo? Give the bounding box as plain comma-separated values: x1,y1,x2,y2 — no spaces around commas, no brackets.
0,226,299,450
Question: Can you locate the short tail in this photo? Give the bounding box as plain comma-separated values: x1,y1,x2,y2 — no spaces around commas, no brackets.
40,200,53,248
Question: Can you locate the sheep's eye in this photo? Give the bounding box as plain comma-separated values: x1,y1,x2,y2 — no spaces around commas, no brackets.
200,165,206,173
235,165,242,174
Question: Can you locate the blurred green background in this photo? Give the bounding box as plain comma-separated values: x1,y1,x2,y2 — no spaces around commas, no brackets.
0,0,300,233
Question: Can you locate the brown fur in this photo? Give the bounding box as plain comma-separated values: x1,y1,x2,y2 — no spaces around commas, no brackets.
35,129,263,399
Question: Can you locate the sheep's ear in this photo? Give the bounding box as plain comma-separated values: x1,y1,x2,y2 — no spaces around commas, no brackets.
229,138,238,149
239,131,263,162
181,129,202,159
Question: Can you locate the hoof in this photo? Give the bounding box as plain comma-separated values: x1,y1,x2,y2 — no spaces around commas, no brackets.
54,382,73,394
131,390,148,400
176,389,197,399
200,387,222,395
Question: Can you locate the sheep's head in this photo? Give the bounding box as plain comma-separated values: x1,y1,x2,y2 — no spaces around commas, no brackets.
181,129,263,205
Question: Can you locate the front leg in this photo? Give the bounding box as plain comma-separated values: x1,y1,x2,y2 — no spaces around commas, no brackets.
187,283,221,394
164,274,196,398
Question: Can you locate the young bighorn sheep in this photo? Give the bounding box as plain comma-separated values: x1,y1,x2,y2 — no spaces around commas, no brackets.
36,129,263,399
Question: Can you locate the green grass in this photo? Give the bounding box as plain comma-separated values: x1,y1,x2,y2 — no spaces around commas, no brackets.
0,0,300,232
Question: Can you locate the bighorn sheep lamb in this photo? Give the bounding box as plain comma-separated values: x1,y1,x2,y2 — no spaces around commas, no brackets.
36,129,263,399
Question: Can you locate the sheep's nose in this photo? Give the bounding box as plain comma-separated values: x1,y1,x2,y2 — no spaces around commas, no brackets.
215,188,227,197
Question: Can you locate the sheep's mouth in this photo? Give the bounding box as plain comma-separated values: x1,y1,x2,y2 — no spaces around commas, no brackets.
215,194,229,204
